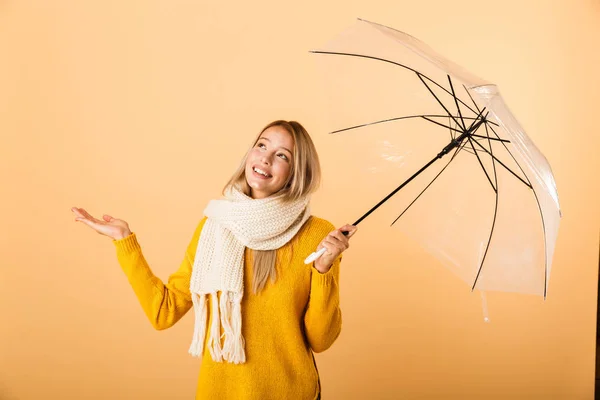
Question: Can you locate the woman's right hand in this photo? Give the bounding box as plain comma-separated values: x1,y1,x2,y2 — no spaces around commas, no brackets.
71,207,132,240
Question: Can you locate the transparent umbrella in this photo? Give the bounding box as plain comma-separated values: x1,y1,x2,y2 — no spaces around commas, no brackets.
306,18,561,298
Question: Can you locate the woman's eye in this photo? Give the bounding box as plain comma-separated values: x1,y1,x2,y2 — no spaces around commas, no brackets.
257,143,266,149
278,154,289,161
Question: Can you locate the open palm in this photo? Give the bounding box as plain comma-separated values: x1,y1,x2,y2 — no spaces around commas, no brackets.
71,207,131,240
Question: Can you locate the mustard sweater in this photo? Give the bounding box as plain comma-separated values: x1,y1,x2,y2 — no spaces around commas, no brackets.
113,215,343,400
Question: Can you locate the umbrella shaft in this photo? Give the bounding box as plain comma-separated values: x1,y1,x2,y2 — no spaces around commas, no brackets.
349,132,470,230
439,131,469,157
351,154,438,227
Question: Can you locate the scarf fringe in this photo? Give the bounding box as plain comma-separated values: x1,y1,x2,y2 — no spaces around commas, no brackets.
208,292,223,362
189,291,246,363
219,291,233,357
220,291,246,364
188,293,207,358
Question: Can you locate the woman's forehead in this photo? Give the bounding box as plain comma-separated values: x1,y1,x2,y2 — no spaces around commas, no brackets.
258,126,294,150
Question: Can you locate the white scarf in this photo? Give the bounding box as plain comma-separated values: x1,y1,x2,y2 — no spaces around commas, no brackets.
188,185,310,363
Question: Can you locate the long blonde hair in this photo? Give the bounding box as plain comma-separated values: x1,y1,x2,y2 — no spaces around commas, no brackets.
223,120,321,293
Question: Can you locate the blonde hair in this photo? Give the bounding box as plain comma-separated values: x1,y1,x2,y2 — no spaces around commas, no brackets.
223,120,321,293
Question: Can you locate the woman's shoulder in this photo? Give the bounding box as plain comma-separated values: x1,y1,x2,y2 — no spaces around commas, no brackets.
307,215,335,229
190,216,209,239
298,215,336,240
287,215,335,254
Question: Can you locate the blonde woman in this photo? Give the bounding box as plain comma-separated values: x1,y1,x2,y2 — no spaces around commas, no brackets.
71,120,357,400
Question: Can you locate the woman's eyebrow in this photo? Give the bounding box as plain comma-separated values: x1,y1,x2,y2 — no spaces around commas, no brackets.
258,137,292,154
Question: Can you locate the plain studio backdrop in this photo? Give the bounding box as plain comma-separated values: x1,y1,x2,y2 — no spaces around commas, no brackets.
1,1,599,399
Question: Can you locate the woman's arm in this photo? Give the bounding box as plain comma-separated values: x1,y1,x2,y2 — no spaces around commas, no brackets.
303,256,343,353
113,218,206,330
303,220,356,352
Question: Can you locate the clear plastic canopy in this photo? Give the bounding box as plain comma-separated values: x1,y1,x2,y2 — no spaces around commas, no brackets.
312,19,561,296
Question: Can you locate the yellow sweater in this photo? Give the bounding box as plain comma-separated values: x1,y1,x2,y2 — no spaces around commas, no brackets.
113,215,343,400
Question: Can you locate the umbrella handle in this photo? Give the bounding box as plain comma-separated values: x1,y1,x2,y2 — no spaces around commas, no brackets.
304,247,327,264
303,230,350,264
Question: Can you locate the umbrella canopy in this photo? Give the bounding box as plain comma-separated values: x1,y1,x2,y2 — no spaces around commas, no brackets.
310,19,561,297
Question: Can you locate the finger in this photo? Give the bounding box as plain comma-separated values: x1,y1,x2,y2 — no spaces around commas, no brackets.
329,229,351,246
103,215,114,222
321,238,344,255
318,241,335,256
327,230,350,248
73,208,94,222
340,224,358,238
76,217,98,230
73,207,88,218
319,234,345,249
80,209,101,223
78,208,93,219
332,229,347,239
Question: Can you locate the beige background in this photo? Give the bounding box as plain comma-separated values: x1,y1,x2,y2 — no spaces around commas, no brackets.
1,1,599,399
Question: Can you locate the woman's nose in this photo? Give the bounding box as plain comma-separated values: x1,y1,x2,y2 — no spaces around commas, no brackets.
260,153,272,164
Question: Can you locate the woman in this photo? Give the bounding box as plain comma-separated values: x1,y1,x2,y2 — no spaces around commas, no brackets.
71,120,357,399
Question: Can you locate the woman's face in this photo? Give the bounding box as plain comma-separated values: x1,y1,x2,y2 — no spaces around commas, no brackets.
245,125,295,199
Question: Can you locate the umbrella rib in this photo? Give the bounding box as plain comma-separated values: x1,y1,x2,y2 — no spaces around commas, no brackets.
471,123,501,291
470,137,532,189
416,73,465,129
448,75,468,131
417,73,479,116
421,116,463,134
448,116,455,141
330,114,493,135
310,50,481,115
466,136,497,192
486,124,534,187
331,114,453,134
535,186,549,299
471,175,499,291
428,115,498,127
471,134,509,143
485,124,550,298
463,84,482,114
389,141,467,226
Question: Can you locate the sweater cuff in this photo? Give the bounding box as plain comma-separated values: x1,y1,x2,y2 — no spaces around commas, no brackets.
311,263,336,286
113,232,140,254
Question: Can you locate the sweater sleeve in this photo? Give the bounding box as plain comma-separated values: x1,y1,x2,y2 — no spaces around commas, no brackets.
112,218,206,330
303,255,343,353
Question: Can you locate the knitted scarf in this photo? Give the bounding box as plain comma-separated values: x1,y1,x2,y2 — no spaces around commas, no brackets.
188,185,310,364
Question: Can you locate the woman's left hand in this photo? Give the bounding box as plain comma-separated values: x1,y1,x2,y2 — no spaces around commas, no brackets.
313,224,358,273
